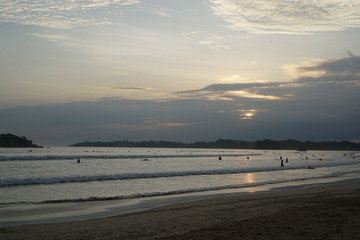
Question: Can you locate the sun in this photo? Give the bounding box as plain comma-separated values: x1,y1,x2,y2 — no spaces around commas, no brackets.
236,109,257,119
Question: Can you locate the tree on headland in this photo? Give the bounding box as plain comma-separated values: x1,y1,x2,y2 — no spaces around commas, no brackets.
0,133,42,148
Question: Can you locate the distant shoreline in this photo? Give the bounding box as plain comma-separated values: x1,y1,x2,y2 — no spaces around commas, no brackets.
70,138,360,151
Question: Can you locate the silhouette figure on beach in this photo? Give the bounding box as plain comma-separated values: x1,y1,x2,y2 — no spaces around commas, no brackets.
218,156,222,160
281,159,284,167
77,158,80,163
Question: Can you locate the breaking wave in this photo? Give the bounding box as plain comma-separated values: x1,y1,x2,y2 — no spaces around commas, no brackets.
1,160,359,187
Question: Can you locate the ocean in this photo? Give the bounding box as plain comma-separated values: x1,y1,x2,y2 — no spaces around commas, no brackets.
0,147,359,226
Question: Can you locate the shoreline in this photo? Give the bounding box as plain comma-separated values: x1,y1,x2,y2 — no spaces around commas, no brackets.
1,172,359,228
1,180,360,239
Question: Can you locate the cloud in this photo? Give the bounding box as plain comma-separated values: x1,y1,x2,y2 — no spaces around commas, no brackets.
1,74,359,145
220,75,248,83
283,56,360,83
200,82,280,92
27,33,68,41
182,31,230,52
27,32,80,47
300,56,360,79
208,0,360,34
227,90,284,100
0,0,139,29
102,87,177,101
150,8,172,18
177,82,285,101
0,98,233,145
1,56,358,145
103,120,188,131
282,59,327,79
198,34,230,52
111,87,150,91
177,55,360,103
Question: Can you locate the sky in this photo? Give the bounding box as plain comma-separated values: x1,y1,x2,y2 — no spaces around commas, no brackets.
0,0,359,146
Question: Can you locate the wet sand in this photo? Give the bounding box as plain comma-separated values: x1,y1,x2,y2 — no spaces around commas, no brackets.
1,181,360,240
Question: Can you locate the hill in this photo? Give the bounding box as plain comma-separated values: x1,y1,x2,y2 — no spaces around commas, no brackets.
0,133,42,148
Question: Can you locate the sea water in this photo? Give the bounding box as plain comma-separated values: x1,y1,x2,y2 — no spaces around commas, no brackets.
0,147,359,225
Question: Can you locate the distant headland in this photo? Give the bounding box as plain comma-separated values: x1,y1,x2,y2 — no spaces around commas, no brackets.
70,138,360,151
0,133,42,148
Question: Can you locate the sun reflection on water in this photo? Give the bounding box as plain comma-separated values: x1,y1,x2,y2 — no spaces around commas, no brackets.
245,173,255,184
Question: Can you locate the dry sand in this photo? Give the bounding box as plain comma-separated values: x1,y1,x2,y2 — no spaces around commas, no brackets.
1,181,359,240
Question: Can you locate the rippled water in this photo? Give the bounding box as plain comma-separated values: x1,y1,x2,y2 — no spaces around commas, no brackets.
0,147,359,205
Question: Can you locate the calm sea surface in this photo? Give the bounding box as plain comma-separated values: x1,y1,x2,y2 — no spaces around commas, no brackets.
1,147,359,205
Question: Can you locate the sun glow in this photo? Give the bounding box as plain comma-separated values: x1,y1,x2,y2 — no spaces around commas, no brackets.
236,109,257,119
227,90,283,100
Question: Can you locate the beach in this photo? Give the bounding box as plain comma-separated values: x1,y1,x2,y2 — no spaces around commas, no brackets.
1,181,359,240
